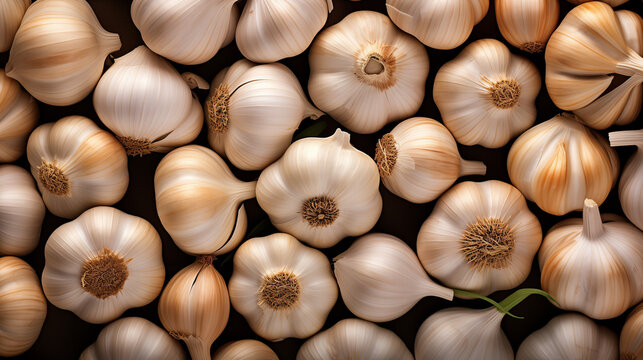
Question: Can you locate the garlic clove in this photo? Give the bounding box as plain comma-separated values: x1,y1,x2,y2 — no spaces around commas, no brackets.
153,94,204,153
0,69,38,163
495,0,559,53
610,129,643,230
213,340,278,360
621,303,643,360
0,0,30,52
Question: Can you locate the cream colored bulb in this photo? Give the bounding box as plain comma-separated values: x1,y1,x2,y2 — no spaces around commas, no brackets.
0,0,30,52
0,69,38,163
213,340,278,360
621,303,643,360
610,130,643,230
495,0,558,53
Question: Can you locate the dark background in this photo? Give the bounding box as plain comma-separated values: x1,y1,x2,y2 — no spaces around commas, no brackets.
1,0,642,359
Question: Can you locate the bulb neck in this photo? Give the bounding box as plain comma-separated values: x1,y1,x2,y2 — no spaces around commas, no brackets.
609,129,643,148
616,52,643,78
582,199,604,239
182,335,211,360
355,48,397,90
459,159,487,177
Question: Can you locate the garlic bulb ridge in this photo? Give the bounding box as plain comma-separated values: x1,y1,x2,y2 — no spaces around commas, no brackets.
0,0,30,52
213,340,279,360
621,303,643,360
610,130,643,230
495,0,559,53
0,69,38,163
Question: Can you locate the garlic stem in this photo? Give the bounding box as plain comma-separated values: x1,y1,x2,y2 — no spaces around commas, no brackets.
183,336,211,360
616,54,643,78
609,129,643,147
459,159,487,176
582,199,604,239
454,288,557,319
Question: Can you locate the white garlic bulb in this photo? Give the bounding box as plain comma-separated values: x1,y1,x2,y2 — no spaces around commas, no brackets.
297,318,413,360
0,165,45,256
508,113,619,216
26,116,129,219
229,233,337,341
516,313,618,360
213,340,278,360
155,145,256,255
0,69,38,163
434,38,540,148
386,0,488,50
6,0,121,106
94,46,203,156
0,0,30,52
539,199,643,319
41,207,165,324
256,129,382,248
375,117,486,204
610,130,643,230
308,11,429,134
621,303,643,360
0,256,47,357
334,233,453,322
418,180,542,296
495,0,559,53
80,317,186,360
205,59,323,170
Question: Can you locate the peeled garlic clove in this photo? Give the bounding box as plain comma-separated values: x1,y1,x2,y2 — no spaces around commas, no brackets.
0,0,30,52
229,233,337,341
495,0,558,53
308,11,429,134
256,129,382,248
155,145,256,255
434,39,541,148
0,165,45,256
386,0,488,50
0,69,38,163
610,130,643,230
159,256,230,360
516,313,618,360
205,59,323,170
213,340,278,360
26,116,129,219
621,303,643,360
5,0,121,106
94,46,203,156
297,318,413,360
0,256,47,357
79,317,186,360
507,113,619,216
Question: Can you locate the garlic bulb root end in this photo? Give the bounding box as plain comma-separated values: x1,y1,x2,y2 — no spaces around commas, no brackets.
375,133,397,177
258,271,301,310
461,217,515,271
117,136,153,157
205,84,230,133
302,196,340,227
80,248,130,299
521,41,545,53
37,161,70,196
485,78,521,109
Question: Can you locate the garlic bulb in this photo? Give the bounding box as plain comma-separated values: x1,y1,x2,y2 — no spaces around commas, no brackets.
6,0,121,106
308,11,429,134
375,117,486,204
158,256,230,360
334,233,453,322
94,46,203,156
228,233,337,341
507,113,619,216
41,207,165,324
516,313,618,360
205,59,323,170
0,256,46,357
0,0,30,52
80,317,186,360
256,129,382,248
386,0,488,50
433,39,540,148
539,199,643,319
236,0,332,63
417,180,542,296
495,0,559,53
610,130,643,230
621,303,643,360
0,165,45,256
213,340,278,360
155,145,256,255
567,0,629,6
297,318,413,360
0,69,38,163
26,116,129,219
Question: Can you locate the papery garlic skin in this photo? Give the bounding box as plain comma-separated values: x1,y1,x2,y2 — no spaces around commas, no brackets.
80,317,186,360
256,129,382,248
6,0,121,106
0,69,38,163
229,233,337,341
434,39,540,148
0,256,47,357
0,165,45,256
507,113,619,216
334,233,453,322
41,207,165,324
516,313,618,360
308,11,429,134
213,340,278,360
206,59,323,170
297,318,413,360
621,303,643,360
155,145,256,255
0,0,30,53
496,0,558,53
610,130,643,230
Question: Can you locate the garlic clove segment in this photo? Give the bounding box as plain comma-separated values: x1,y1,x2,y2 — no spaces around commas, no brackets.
610,130,643,230
495,0,558,53
256,129,382,248
155,145,256,255
308,11,429,134
213,340,278,360
621,303,643,360
434,38,541,148
205,59,323,170
26,116,129,219
229,233,338,341
5,0,121,106
0,0,30,52
0,69,38,163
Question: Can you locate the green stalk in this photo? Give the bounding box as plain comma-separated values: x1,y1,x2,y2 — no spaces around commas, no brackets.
293,121,327,141
454,288,558,319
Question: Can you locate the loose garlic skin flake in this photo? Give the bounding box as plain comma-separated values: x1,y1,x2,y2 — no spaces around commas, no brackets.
610,130,643,230
41,207,165,324
621,303,643,360
495,0,559,53
0,69,38,163
0,0,30,52
213,340,279,360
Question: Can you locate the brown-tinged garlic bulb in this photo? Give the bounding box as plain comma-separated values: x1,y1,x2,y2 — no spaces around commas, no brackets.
0,69,38,163
610,130,643,230
0,0,30,52
495,0,559,53
212,340,278,360
621,303,643,360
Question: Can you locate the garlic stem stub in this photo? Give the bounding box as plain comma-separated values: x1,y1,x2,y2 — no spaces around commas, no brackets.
621,303,643,360
495,0,558,53
610,129,643,230
0,69,38,163
0,0,30,52
212,340,279,360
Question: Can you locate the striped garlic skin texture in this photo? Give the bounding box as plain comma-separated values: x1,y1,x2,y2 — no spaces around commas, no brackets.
516,313,618,360
154,145,256,255
495,0,558,53
213,340,279,360
80,317,186,360
386,0,488,50
0,0,30,52
621,303,643,360
507,113,619,216
297,318,413,360
610,130,643,230
308,11,429,134
5,0,121,106
0,256,46,357
0,165,45,256
0,69,38,163
433,39,540,148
